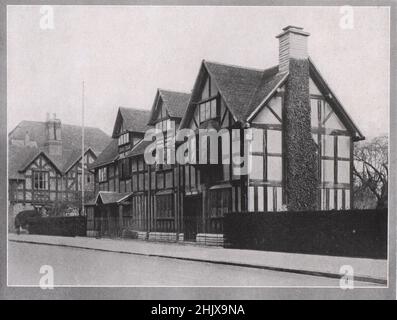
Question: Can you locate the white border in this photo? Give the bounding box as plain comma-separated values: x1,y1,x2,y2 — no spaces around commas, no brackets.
5,4,391,290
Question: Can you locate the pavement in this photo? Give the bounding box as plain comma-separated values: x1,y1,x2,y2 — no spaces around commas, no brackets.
8,233,387,285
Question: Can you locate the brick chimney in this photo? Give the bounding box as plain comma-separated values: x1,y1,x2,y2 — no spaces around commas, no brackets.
44,113,62,156
277,26,318,211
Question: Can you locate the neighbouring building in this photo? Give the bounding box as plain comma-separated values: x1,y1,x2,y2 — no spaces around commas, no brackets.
86,26,364,245
8,113,111,231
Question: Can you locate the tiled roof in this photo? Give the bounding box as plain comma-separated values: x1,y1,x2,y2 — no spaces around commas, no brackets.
246,70,288,120
125,139,152,158
179,61,286,129
8,145,38,179
204,61,282,122
9,121,110,155
89,139,119,169
148,89,191,125
8,121,111,178
159,89,191,119
95,191,132,204
118,107,152,133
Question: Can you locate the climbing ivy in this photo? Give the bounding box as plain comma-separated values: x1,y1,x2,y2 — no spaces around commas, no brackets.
284,59,319,211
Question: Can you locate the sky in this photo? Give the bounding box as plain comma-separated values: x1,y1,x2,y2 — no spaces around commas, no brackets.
7,5,389,138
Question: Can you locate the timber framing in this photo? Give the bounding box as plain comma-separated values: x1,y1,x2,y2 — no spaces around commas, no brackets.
85,26,364,245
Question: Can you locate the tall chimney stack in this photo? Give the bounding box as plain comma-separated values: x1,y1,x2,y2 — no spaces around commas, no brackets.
44,113,62,156
277,26,318,211
276,26,310,73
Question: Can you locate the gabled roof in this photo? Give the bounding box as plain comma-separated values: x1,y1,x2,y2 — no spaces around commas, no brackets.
8,121,111,179
148,89,191,125
9,120,110,155
88,139,119,169
246,70,288,120
62,148,96,173
112,107,151,138
205,60,278,122
180,60,285,128
18,150,63,174
308,58,364,141
9,145,97,178
179,59,364,141
8,145,40,179
94,191,132,205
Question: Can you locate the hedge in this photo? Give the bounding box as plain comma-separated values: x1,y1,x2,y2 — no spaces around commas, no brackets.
224,209,387,259
26,216,87,237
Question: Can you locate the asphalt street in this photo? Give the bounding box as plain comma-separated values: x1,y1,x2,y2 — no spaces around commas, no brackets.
8,241,378,287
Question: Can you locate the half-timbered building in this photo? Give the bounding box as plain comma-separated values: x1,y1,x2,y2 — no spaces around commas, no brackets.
8,114,110,231
86,26,364,245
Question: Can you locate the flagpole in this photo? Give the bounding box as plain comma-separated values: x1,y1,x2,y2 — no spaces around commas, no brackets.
81,81,85,216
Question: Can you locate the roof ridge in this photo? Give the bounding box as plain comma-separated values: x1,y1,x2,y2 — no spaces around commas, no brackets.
158,88,191,95
204,59,267,73
12,120,106,131
119,106,151,113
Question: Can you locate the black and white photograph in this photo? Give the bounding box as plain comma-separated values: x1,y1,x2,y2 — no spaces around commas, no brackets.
1,1,395,301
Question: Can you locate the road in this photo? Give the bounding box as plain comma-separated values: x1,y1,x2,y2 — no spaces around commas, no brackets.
8,241,377,287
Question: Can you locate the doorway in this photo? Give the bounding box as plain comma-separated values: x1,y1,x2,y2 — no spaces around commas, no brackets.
183,195,202,241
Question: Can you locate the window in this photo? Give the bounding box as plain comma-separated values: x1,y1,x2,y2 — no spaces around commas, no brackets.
154,119,175,165
208,188,231,217
118,132,130,146
98,167,108,182
33,171,49,190
156,194,174,218
155,119,174,132
199,98,218,123
131,157,146,191
197,75,219,123
119,158,131,180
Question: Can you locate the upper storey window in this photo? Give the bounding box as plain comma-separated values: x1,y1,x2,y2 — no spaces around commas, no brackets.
98,167,108,182
154,100,175,132
118,132,130,146
198,76,219,124
33,171,49,190
155,119,174,132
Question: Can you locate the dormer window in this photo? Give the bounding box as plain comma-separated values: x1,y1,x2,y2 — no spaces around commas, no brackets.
198,75,219,124
118,132,130,146
155,119,174,132
199,97,218,123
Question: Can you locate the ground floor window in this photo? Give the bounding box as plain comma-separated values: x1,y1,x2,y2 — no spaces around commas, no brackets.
321,188,350,210
248,185,284,212
156,194,174,218
208,188,231,217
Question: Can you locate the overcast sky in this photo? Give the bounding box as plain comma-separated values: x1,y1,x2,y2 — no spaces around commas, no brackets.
7,5,389,138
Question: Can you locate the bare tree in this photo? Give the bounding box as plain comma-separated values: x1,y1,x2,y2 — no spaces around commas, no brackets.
353,135,388,209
